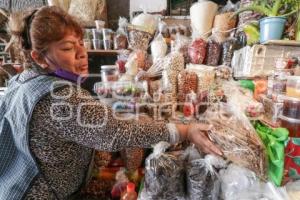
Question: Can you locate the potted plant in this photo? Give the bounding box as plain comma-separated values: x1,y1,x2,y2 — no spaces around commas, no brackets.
235,0,300,43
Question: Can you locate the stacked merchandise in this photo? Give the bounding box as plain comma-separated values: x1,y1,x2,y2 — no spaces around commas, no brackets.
89,0,300,199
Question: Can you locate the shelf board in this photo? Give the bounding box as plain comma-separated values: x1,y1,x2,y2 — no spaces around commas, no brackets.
87,50,122,56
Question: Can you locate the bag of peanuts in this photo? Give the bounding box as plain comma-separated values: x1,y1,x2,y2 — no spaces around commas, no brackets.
205,33,222,66
177,70,198,102
128,26,153,51
188,38,207,65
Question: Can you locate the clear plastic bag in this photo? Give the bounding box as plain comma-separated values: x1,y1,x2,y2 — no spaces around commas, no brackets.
173,33,192,64
131,8,159,35
128,27,152,51
185,146,226,200
204,102,267,179
140,142,185,200
151,20,168,62
114,17,128,50
188,38,207,64
111,168,129,198
177,70,198,102
220,35,238,67
205,33,222,66
220,164,258,200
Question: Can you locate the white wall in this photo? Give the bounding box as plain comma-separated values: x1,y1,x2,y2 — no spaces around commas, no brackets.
130,0,167,18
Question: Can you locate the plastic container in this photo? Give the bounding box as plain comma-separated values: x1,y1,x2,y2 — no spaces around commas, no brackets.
83,39,91,50
259,17,286,43
279,115,300,137
101,65,119,82
121,182,137,200
286,76,300,98
282,96,300,119
92,39,101,50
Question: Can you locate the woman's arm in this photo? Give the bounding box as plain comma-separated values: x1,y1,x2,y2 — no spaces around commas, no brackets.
31,86,221,155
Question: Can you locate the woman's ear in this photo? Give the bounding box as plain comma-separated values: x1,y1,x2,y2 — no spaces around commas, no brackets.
30,50,49,69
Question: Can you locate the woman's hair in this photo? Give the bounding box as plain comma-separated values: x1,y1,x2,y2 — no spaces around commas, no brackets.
7,6,83,64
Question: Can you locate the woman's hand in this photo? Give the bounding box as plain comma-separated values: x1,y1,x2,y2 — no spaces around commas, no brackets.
176,123,222,156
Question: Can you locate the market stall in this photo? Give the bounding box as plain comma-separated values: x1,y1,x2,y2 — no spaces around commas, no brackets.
1,0,300,199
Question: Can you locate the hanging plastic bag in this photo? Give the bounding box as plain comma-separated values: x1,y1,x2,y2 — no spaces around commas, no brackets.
220,164,258,200
114,17,128,50
151,20,168,62
185,146,226,200
139,142,185,200
173,33,192,64
188,38,207,64
205,32,222,66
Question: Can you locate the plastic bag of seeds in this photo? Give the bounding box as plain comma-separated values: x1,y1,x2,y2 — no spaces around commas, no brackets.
173,33,192,64
188,38,207,65
128,26,153,51
185,146,227,200
114,17,128,50
220,34,238,67
140,142,185,200
177,70,198,102
205,32,222,66
151,21,168,62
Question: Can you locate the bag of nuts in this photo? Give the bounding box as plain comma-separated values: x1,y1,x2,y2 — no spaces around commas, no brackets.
173,33,192,64
177,70,198,102
114,17,128,50
128,25,153,51
188,38,207,65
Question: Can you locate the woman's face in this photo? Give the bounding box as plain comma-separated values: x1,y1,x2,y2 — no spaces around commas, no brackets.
44,32,89,77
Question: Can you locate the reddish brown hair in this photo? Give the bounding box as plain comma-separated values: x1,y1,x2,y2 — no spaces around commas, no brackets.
30,6,83,54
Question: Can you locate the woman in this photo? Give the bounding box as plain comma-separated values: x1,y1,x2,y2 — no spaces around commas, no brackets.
0,6,221,200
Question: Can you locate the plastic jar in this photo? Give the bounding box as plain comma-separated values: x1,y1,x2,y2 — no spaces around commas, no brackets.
282,96,300,119
101,65,119,82
279,115,300,137
286,76,300,98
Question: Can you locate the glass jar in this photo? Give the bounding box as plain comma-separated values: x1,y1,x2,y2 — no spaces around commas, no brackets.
101,65,119,82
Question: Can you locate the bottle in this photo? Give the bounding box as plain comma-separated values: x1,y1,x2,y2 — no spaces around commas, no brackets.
121,182,137,200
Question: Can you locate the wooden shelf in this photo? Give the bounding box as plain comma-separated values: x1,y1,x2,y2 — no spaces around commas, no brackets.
87,50,122,56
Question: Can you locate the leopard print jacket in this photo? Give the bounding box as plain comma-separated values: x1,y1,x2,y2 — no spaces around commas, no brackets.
23,84,177,199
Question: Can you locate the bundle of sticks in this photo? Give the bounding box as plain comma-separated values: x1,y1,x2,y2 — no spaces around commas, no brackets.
205,104,267,180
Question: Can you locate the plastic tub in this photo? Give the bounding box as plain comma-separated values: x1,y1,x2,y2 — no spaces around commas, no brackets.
101,65,119,82
279,115,300,137
286,76,300,98
282,96,300,119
